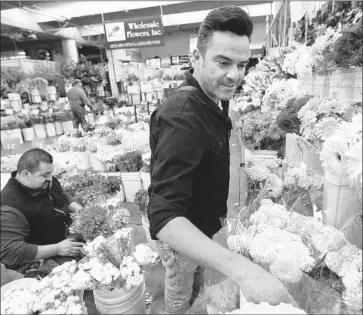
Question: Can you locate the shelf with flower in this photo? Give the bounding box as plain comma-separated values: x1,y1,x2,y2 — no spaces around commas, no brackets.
227,197,361,314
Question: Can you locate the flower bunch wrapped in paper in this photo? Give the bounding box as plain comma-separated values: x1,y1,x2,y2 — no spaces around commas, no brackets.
72,228,158,292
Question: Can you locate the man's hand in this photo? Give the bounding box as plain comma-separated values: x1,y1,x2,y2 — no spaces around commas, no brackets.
232,262,298,307
68,201,83,213
56,238,84,257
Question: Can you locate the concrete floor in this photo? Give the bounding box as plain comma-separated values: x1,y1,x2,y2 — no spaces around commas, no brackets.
1,114,246,314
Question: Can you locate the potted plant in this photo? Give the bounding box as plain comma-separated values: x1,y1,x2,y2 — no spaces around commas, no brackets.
21,117,35,142
113,151,143,202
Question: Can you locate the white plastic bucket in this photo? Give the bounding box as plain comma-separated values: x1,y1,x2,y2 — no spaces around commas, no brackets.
121,172,143,202
87,113,95,124
21,127,35,142
55,121,64,135
7,128,23,144
34,124,47,139
141,215,158,252
0,130,9,144
323,171,358,227
45,123,56,138
73,152,92,170
140,171,151,191
31,89,41,103
62,121,76,134
94,282,146,315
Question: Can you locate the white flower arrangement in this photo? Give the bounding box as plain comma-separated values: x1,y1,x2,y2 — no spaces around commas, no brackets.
298,98,361,151
320,113,362,185
120,256,144,290
134,243,158,266
1,260,87,315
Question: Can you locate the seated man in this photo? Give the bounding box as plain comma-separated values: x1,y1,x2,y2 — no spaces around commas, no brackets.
1,148,84,273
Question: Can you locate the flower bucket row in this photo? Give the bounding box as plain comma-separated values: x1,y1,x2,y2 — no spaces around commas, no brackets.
0,121,76,144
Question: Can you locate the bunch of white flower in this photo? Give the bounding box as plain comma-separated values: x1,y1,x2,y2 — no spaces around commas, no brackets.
120,256,144,290
39,295,87,314
248,225,315,283
283,162,323,190
134,243,158,266
249,200,290,229
226,302,306,314
83,235,107,257
227,234,251,254
1,286,35,314
341,251,362,311
74,257,120,290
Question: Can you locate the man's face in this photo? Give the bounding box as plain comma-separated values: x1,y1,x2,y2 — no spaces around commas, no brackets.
22,162,54,190
195,31,250,102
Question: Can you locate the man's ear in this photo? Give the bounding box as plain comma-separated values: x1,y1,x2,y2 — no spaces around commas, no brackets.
20,170,30,179
193,49,201,64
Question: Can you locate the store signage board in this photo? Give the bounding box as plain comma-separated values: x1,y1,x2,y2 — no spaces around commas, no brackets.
171,55,190,65
105,15,164,50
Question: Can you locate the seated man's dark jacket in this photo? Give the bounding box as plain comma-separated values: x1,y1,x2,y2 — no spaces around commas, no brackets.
1,171,71,271
147,70,232,240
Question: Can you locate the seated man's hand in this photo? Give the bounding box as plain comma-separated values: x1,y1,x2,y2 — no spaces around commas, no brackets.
68,201,83,213
56,238,84,257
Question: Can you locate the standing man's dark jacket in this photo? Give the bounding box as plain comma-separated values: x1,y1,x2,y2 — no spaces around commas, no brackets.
147,70,232,240
1,172,72,272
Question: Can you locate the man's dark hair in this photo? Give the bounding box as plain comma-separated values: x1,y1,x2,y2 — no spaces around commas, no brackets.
197,6,253,56
17,148,53,173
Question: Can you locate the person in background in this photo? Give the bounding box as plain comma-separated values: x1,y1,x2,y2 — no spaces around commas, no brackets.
147,6,297,314
67,79,95,132
1,148,84,273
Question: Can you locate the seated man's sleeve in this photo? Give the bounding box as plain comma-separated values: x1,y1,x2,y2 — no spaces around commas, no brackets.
148,112,204,240
0,206,38,267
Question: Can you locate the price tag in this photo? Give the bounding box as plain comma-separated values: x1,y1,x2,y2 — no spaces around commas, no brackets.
2,137,21,151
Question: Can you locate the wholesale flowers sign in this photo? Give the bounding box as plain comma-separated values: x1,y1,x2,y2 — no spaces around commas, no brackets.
105,15,164,49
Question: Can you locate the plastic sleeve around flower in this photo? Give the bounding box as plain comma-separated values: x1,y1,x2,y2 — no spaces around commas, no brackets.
147,113,204,240
0,206,38,269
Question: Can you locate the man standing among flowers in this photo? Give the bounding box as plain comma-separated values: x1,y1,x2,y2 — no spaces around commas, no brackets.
1,148,85,273
67,79,95,133
147,6,297,314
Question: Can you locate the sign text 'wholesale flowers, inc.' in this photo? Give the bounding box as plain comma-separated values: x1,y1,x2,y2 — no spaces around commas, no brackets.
105,15,164,49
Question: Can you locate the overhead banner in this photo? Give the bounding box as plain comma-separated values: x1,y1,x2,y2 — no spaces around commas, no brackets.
105,15,164,50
